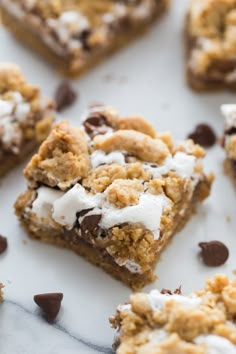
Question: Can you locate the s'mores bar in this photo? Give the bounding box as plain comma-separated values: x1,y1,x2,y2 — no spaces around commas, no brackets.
0,63,54,177
110,274,236,353
15,105,212,289
1,0,169,77
186,0,236,91
221,104,236,186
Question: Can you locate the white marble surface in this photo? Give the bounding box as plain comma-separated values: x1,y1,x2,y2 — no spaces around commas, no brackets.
1,1,236,353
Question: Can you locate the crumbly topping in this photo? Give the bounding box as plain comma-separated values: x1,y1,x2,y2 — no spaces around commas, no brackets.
106,179,144,208
93,130,170,164
24,120,90,190
187,0,236,77
111,274,236,354
0,63,54,154
2,0,166,59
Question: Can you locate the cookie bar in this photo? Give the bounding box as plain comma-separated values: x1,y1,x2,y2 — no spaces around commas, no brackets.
110,274,236,353
186,0,236,91
14,105,213,289
221,104,236,186
0,63,54,177
1,0,169,77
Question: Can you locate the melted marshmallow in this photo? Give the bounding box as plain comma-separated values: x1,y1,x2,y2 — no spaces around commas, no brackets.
0,92,31,147
147,290,201,311
221,104,236,128
90,150,125,168
31,187,63,220
144,152,196,179
195,335,236,354
32,183,169,240
100,193,168,239
47,11,89,45
53,184,103,227
148,330,167,344
0,100,14,117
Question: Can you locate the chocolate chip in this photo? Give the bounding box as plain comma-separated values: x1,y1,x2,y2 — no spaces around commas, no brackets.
34,293,63,322
160,288,172,295
0,235,7,254
225,127,236,136
55,81,77,112
79,29,92,51
198,241,229,267
83,114,110,139
80,214,102,236
188,124,216,148
85,116,108,127
161,286,182,295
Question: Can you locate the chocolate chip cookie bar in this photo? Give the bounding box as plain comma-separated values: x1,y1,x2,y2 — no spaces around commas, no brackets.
111,274,236,353
186,0,236,91
14,105,213,289
221,104,236,186
1,0,169,77
0,63,55,177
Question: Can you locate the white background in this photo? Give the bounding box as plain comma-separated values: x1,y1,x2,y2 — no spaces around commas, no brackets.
1,1,236,353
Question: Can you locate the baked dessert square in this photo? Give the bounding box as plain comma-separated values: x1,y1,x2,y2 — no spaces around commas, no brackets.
0,63,55,177
110,274,236,353
186,0,236,91
14,105,213,290
221,104,236,186
1,0,169,77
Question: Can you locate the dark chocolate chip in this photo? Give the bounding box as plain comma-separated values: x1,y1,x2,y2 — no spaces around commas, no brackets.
160,288,172,295
34,293,63,322
225,127,236,136
0,235,7,254
198,241,229,267
85,115,108,127
55,81,77,112
161,286,182,295
83,114,110,138
79,29,92,51
76,208,94,219
80,214,102,235
188,124,216,148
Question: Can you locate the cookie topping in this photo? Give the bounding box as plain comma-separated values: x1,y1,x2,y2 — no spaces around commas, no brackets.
34,292,63,322
0,235,8,254
188,124,216,148
55,81,77,112
199,241,229,266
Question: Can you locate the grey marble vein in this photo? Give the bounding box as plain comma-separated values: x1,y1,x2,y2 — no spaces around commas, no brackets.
1,300,114,354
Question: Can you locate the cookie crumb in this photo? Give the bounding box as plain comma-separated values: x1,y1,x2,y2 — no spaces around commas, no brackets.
34,293,63,322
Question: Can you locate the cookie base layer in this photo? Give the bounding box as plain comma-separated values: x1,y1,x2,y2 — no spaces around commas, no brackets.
0,139,38,178
15,179,210,290
1,2,168,77
185,17,236,92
